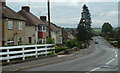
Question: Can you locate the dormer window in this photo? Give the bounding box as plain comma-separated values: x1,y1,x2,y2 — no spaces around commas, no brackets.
43,26,46,31
38,25,46,32
38,26,42,31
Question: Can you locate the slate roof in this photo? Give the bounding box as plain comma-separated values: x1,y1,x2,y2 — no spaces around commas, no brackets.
18,10,45,26
2,6,25,20
41,20,60,31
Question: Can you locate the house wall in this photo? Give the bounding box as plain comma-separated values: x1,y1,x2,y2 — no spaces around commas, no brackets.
46,27,62,44
25,26,36,44
2,18,26,46
51,31,57,44
56,29,62,44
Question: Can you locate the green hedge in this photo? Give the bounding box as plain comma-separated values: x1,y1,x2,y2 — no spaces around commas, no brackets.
55,47,69,53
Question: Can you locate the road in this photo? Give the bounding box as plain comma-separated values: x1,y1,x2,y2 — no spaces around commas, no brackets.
21,37,118,72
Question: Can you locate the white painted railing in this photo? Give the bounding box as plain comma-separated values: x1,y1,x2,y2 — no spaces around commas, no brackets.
0,44,55,63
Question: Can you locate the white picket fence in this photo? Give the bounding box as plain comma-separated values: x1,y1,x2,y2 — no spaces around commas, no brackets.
0,44,55,63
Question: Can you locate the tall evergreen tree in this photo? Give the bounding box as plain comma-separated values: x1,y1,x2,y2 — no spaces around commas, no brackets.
77,4,92,42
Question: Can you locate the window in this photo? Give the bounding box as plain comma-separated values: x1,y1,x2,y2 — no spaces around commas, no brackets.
8,20,13,29
43,26,46,31
38,26,42,31
18,21,23,30
38,26,46,32
7,39,14,46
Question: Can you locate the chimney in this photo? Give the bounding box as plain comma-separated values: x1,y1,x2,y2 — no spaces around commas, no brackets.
2,0,6,7
22,6,30,12
40,16,47,21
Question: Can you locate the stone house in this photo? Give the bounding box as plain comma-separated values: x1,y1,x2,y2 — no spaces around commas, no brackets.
1,1,26,46
40,16,62,44
18,6,47,44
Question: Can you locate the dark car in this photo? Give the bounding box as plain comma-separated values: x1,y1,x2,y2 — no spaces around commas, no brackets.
95,41,98,44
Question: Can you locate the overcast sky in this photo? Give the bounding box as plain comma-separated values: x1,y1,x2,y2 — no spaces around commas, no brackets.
7,0,119,28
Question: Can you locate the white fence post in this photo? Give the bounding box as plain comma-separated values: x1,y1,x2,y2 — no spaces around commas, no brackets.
35,46,38,58
7,48,10,62
45,46,47,56
22,47,25,60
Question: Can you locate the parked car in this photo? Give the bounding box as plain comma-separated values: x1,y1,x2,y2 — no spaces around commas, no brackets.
117,46,120,48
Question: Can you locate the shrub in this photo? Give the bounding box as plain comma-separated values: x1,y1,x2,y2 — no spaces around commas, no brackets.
55,47,69,53
109,38,115,41
48,51,55,55
46,37,55,44
117,39,120,46
66,39,82,48
111,42,118,47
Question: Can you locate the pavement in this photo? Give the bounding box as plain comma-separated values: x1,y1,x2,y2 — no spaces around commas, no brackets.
2,41,95,72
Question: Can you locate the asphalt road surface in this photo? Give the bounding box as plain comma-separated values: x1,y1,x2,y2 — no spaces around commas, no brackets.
21,37,118,72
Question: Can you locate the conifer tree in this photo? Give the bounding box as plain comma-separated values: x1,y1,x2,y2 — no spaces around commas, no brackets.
77,4,92,42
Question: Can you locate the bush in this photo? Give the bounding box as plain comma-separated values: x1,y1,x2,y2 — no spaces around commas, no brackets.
48,51,55,55
109,38,115,41
55,47,69,53
117,39,120,46
66,39,82,48
46,37,55,44
111,42,118,47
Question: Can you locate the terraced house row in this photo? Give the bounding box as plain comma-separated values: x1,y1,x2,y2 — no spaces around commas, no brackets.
0,1,62,47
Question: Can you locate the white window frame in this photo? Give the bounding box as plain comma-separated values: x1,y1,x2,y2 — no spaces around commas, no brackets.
38,25,46,32
18,21,23,30
38,25,42,31
7,39,14,45
43,26,46,32
8,20,13,29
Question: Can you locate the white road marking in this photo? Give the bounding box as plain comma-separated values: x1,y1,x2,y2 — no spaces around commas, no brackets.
106,58,115,64
115,54,117,57
89,49,118,73
113,49,118,58
114,51,118,57
106,49,117,65
90,67,100,71
86,67,100,73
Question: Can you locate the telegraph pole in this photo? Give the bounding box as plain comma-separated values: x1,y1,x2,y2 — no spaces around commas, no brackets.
48,0,51,38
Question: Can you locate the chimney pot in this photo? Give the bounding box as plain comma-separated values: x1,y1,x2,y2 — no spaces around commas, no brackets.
2,0,6,6
22,6,30,12
40,16,46,21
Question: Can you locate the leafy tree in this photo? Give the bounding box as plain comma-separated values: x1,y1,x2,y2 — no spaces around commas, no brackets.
101,22,113,37
102,22,113,34
77,4,92,42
